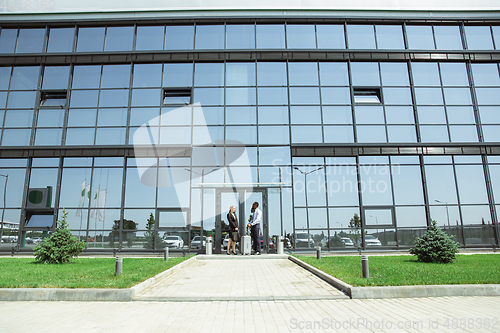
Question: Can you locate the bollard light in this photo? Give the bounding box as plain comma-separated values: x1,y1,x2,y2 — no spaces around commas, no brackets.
362,255,369,278
164,247,169,261
115,257,123,277
316,247,321,260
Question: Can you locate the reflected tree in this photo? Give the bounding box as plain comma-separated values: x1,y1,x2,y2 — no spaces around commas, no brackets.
348,213,362,254
144,213,165,250
109,218,138,248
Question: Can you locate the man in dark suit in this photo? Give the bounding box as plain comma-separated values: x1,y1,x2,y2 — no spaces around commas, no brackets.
247,202,261,255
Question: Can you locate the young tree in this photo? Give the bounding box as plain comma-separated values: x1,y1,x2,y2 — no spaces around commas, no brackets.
34,209,86,264
348,213,362,254
410,220,460,263
143,213,165,250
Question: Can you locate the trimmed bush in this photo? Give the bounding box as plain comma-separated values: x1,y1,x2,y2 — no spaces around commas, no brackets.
409,220,460,263
34,209,87,264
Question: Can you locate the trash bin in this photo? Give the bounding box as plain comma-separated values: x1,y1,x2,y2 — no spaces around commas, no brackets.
206,237,213,255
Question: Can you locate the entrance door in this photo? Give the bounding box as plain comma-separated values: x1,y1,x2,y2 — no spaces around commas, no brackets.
215,188,268,254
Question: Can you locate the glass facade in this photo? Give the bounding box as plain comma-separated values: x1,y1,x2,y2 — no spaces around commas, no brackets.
0,19,499,252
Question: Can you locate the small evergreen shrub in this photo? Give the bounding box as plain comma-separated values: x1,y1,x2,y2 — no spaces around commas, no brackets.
34,209,87,264
409,220,460,263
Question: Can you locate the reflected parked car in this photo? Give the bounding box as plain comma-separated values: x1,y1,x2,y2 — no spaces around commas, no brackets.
341,237,354,247
223,234,229,248
364,235,382,246
190,236,206,249
259,235,274,249
164,235,184,248
295,232,315,248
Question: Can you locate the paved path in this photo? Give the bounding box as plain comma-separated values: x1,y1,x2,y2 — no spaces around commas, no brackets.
1,297,499,332
134,257,347,301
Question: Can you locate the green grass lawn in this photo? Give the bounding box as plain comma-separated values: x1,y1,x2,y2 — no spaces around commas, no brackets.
0,256,192,289
295,254,500,287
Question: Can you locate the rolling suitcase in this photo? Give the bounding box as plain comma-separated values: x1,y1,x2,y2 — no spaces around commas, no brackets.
241,235,251,255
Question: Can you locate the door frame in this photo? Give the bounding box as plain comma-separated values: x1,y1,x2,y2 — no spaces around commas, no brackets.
215,187,268,254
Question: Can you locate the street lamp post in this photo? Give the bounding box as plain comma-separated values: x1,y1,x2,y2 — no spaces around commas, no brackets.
293,166,324,248
435,199,451,233
0,174,8,247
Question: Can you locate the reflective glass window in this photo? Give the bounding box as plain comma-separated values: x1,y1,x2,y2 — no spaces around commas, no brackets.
440,63,469,86
383,88,412,105
425,164,457,204
257,87,288,105
449,125,478,142
291,126,323,143
101,65,130,88
479,106,500,124
72,65,101,89
0,66,11,90
319,62,348,86
471,64,500,86
316,25,345,49
288,63,318,86
286,25,316,49
133,64,162,88
16,29,45,53
411,62,440,86
395,207,427,228
321,87,351,105
159,127,192,145
37,109,64,127
96,128,126,145
195,25,224,49
226,126,256,145
455,165,489,204
1,129,31,146
443,88,472,105
406,26,435,49
493,26,500,50
380,63,409,86
257,62,287,86
322,106,352,124
414,88,443,105
258,126,289,144
355,105,384,124
194,107,222,125
193,88,224,106
226,107,256,125
136,26,164,51
67,109,96,127
226,63,255,87
97,108,127,126
226,25,255,49
323,126,354,143
124,168,156,207
326,165,359,206
447,106,475,124
259,146,290,165
350,62,380,86
65,128,95,145
7,91,36,108
359,165,393,205
104,26,134,51
391,165,424,204
77,27,105,52
42,66,70,90
417,106,446,124
10,66,39,90
419,125,449,142
433,26,463,50
226,88,256,106
375,25,404,49
387,125,417,142
165,26,194,50
99,90,129,108
4,110,33,127
291,106,321,124
256,25,285,49
69,90,99,108
258,106,288,125
163,63,193,87
346,25,376,49
465,26,494,50
194,63,224,87
356,125,386,143
47,28,74,53
289,87,320,105
0,92,7,108
131,88,161,107
475,88,500,105
0,29,17,53
34,129,62,145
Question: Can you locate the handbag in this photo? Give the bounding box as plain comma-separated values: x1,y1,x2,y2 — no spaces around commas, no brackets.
232,231,241,242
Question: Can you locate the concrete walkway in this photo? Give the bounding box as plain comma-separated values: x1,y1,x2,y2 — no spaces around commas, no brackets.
134,255,348,301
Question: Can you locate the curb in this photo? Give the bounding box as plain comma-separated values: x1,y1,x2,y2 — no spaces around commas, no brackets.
196,254,289,260
130,256,196,298
288,255,500,299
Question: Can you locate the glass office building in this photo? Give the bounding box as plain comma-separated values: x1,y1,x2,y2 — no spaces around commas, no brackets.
0,3,500,253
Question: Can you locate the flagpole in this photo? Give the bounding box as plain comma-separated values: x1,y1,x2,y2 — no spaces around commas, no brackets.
103,169,109,248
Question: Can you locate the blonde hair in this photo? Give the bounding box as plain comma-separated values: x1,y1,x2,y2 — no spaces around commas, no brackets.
229,205,235,212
